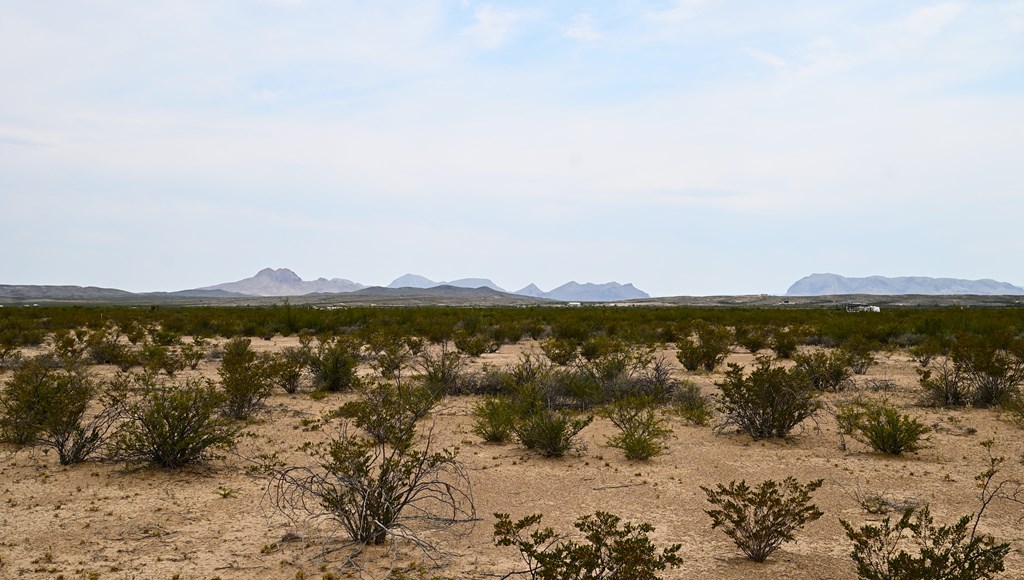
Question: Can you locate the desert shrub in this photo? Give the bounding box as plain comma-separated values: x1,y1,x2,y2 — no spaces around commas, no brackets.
333,381,439,447
601,397,671,460
513,410,593,457
86,327,136,369
918,337,1024,408
793,349,853,392
675,321,732,372
494,511,683,579
0,358,97,446
179,337,208,370
416,341,465,396
841,337,878,374
954,337,1024,407
769,327,800,359
836,400,929,455
0,359,115,463
918,360,971,407
471,397,518,443
0,343,23,371
841,506,1008,580
571,342,674,406
271,425,473,547
715,357,819,440
734,325,769,354
702,477,824,562
308,336,361,392
842,439,1012,579
268,346,308,394
218,337,274,420
141,343,186,377
454,331,497,357
49,329,89,367
540,338,579,366
671,381,715,425
108,374,238,468
367,332,422,383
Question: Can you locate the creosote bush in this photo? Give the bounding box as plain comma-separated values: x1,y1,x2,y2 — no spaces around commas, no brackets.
494,511,683,579
836,400,929,455
270,389,474,549
842,507,1009,580
471,397,518,443
671,381,715,425
601,397,671,460
715,357,819,440
675,321,733,372
702,477,824,562
219,337,274,420
108,373,238,468
416,341,465,396
793,349,853,392
308,336,361,392
332,380,440,447
841,439,1013,579
0,357,115,464
513,409,593,458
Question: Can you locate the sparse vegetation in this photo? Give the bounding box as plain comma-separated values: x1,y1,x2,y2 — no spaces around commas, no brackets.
702,477,824,562
715,357,820,439
108,373,239,468
494,511,683,579
836,400,929,455
601,396,671,460
675,321,732,372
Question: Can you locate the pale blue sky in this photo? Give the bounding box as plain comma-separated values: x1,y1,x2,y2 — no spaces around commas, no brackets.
1,1,1022,296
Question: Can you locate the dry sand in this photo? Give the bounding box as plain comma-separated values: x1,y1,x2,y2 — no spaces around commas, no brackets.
2,339,1023,579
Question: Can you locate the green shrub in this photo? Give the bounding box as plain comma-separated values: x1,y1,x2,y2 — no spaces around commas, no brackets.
1,357,64,445
675,321,732,372
108,374,238,468
918,361,971,407
734,325,769,354
271,410,473,547
513,410,593,457
454,331,497,357
179,337,208,370
416,341,465,396
715,357,819,440
793,349,853,392
308,336,361,393
841,506,1008,580
671,381,715,425
841,337,877,374
601,397,671,460
493,511,683,579
955,337,1024,407
471,397,518,443
540,338,579,366
0,358,115,464
219,337,274,420
141,343,186,377
267,346,308,394
837,400,929,455
769,327,800,359
702,477,824,562
332,381,439,448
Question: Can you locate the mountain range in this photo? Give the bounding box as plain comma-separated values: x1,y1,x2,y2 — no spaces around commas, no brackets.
786,273,1024,296
195,268,649,302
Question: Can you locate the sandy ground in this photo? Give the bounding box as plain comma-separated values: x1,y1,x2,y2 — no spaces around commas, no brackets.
2,338,1024,579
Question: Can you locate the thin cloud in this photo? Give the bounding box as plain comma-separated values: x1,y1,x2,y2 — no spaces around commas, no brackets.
565,13,603,43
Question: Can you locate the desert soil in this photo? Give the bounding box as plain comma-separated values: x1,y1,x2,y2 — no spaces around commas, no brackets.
2,338,1023,579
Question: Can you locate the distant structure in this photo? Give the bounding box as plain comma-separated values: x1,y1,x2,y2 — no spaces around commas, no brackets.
846,303,881,313
567,302,582,307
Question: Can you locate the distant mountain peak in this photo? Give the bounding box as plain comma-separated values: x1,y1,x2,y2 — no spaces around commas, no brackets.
516,280,648,302
787,273,1024,296
202,268,364,296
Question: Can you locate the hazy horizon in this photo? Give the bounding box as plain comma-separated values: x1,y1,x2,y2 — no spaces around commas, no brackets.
2,1,1022,296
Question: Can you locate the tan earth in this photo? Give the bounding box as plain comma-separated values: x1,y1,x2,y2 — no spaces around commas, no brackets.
2,338,1023,579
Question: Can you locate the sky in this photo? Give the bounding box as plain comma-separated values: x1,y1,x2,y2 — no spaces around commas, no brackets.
1,1,1023,297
